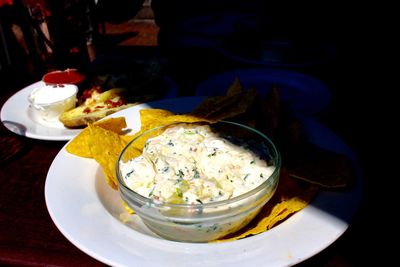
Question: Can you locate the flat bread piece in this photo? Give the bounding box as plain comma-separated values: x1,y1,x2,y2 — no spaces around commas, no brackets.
59,88,137,128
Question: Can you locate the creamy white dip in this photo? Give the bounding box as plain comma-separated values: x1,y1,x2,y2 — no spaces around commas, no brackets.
28,84,77,125
120,124,275,204
29,84,77,105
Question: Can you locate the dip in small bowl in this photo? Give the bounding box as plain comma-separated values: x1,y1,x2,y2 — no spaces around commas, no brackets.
42,69,85,86
28,84,78,126
116,121,281,242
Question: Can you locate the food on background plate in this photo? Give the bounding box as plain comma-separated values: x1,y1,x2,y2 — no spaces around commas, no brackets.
43,61,176,128
28,84,78,125
42,69,85,85
59,87,137,128
66,77,354,242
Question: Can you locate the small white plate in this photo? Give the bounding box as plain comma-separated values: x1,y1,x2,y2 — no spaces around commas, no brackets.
45,97,362,267
1,81,81,141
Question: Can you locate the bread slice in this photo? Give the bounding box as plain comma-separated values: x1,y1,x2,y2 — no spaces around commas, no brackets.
59,88,137,128
59,103,137,128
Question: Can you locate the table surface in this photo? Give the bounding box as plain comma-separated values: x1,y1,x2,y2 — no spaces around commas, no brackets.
0,61,374,267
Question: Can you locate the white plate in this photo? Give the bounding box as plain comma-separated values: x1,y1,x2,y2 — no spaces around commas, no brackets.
45,97,362,267
1,81,81,141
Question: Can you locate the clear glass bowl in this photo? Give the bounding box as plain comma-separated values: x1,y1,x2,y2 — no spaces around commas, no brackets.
116,121,281,242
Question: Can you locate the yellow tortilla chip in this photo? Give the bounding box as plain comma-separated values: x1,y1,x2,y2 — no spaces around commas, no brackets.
120,134,135,144
127,109,213,147
139,108,211,131
120,132,148,160
140,109,174,126
95,117,128,134
66,117,127,158
214,170,318,242
122,201,135,214
160,114,211,125
87,124,130,189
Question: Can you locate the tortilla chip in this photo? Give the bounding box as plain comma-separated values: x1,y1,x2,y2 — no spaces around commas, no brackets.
120,134,135,144
139,109,174,129
136,108,212,134
161,114,211,124
66,117,127,158
87,124,130,189
226,77,243,96
95,117,128,134
190,78,256,122
190,77,242,118
206,88,257,122
285,143,354,188
121,129,160,160
214,169,318,242
122,201,135,214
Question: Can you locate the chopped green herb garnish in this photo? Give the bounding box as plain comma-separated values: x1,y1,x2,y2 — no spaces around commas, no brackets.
250,160,255,164
192,167,200,179
208,148,217,157
177,169,184,178
196,199,203,204
176,188,183,197
148,186,155,197
243,173,250,180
